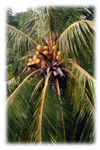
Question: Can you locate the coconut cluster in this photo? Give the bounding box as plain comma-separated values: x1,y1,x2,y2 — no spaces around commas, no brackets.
27,44,61,71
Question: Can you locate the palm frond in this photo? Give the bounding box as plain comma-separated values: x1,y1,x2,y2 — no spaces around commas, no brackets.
68,60,95,105
7,52,36,80
7,75,24,97
27,74,74,143
63,60,95,112
39,72,51,143
24,7,85,44
28,73,65,142
28,72,52,142
62,61,95,141
7,68,42,104
59,20,95,64
24,7,50,43
31,78,44,98
7,24,38,58
72,106,94,142
7,76,40,142
55,78,66,142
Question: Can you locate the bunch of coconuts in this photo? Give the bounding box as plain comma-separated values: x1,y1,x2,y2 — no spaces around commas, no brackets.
27,44,61,72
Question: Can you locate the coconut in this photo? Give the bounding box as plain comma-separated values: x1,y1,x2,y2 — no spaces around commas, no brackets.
56,55,61,61
52,45,57,51
27,62,32,66
37,45,43,51
44,46,49,50
41,60,47,66
36,59,40,64
57,51,61,56
28,58,33,63
33,55,37,61
43,50,48,56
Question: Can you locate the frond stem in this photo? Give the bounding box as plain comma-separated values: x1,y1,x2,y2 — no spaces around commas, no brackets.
31,78,44,98
39,72,51,143
55,77,66,142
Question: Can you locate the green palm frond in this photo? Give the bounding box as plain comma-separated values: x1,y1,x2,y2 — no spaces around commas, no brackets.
28,78,73,143
61,61,95,142
7,75,23,97
7,69,43,142
7,24,38,57
7,78,40,142
7,53,35,80
72,105,94,142
24,7,85,44
7,69,75,143
55,77,66,142
39,72,51,143
59,20,95,64
28,72,54,142
31,78,44,98
7,68,42,104
63,59,95,112
24,7,51,43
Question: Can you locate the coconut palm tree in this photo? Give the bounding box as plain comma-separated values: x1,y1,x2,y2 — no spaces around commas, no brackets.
6,6,95,143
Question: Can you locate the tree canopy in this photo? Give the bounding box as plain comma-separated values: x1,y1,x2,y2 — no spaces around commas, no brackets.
6,6,95,143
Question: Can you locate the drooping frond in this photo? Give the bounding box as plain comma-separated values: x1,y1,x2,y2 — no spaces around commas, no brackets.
7,75,24,97
28,74,67,142
7,68,42,104
7,52,36,80
63,59,95,111
60,59,95,141
7,24,38,58
28,72,52,142
7,75,41,142
59,20,95,64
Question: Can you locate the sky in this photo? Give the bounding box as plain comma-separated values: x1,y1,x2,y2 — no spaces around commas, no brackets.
5,0,36,13
2,0,98,13
7,6,29,13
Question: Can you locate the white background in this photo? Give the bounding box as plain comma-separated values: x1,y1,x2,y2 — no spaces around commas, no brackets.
0,0,100,150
